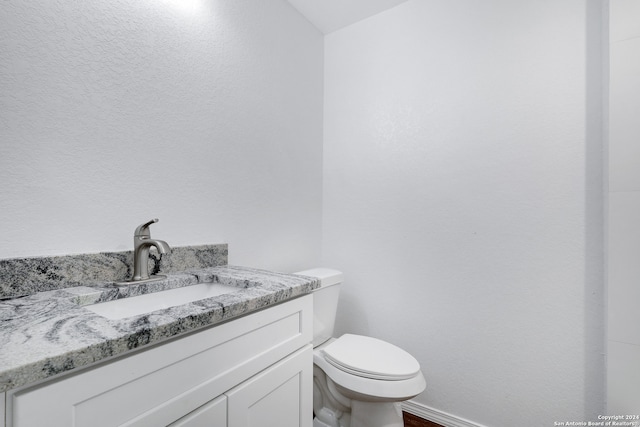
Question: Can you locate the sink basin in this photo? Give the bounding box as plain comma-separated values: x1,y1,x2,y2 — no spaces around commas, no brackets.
85,282,243,320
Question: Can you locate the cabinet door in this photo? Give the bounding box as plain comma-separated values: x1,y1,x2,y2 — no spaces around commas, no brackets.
227,345,312,427
169,395,226,427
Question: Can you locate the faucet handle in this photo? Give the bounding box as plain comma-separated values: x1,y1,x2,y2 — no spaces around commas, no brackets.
135,218,159,238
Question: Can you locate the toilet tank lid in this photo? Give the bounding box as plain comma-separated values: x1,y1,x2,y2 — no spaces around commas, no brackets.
294,268,343,287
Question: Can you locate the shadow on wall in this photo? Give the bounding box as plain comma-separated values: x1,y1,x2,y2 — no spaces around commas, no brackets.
583,0,605,419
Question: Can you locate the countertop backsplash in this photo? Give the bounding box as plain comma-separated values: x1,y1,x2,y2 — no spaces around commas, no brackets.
0,244,228,300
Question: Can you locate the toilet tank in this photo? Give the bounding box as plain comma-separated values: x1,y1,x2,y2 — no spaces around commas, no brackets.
295,268,343,347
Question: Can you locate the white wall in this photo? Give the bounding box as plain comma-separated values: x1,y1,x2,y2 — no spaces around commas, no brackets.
0,0,609,423
607,0,640,414
0,0,324,272
323,0,604,425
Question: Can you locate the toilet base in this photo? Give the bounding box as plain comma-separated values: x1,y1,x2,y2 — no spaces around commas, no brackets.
313,401,404,427
313,408,350,427
350,400,404,427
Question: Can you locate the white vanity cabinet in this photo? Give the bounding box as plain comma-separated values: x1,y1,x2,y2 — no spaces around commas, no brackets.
5,295,313,427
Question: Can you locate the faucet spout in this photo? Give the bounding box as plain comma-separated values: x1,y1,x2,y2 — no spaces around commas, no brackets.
132,239,171,281
126,219,172,283
147,239,171,254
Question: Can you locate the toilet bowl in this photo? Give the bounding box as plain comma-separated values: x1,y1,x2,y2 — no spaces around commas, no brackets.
295,268,426,427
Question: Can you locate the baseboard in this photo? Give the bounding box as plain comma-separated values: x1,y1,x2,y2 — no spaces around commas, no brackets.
402,400,488,427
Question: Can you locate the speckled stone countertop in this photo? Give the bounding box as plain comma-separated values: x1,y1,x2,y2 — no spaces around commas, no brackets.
0,265,319,393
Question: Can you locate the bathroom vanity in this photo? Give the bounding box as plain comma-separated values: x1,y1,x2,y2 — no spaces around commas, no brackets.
0,247,318,427
6,295,312,427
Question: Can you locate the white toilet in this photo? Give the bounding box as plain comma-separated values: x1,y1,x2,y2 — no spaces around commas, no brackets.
296,268,426,427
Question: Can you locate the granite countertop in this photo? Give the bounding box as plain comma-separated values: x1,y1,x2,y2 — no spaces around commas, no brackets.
0,265,319,393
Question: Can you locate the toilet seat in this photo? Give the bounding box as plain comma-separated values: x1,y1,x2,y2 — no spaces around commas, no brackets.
322,334,421,381
314,336,426,402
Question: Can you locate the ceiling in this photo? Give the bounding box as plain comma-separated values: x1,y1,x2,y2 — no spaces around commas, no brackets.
285,0,409,34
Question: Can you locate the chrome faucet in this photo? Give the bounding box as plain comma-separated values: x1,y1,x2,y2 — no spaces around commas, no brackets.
124,218,171,284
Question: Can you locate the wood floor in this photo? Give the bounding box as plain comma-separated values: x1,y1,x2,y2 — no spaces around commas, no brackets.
403,411,445,427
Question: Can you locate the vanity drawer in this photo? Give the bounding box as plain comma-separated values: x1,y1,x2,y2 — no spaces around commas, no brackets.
8,295,312,427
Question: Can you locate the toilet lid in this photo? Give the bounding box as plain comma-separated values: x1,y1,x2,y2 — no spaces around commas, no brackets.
322,334,421,381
